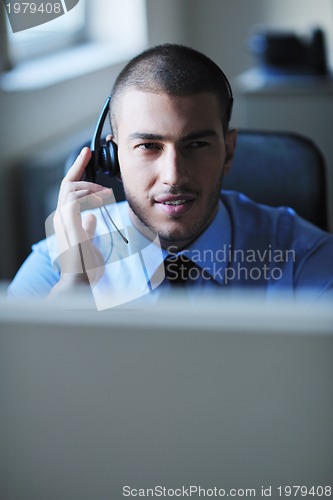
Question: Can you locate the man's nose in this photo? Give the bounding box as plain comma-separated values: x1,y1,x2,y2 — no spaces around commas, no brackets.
159,147,189,187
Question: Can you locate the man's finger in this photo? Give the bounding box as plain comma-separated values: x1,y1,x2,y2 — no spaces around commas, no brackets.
64,147,92,182
82,214,97,240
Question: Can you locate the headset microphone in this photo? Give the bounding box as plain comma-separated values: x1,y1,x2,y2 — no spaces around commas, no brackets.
84,97,120,182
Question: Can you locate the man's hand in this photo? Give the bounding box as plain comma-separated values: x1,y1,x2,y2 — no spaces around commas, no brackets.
50,147,112,295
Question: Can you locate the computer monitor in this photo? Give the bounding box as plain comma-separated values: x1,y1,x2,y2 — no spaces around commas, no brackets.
1,294,332,499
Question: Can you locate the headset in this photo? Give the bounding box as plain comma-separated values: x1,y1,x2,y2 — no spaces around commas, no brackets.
84,97,120,183
85,75,234,183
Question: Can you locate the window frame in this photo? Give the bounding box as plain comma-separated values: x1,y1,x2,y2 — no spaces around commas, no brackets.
3,0,88,65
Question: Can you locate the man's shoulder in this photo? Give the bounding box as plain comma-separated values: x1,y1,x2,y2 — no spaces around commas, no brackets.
221,189,298,228
220,190,332,249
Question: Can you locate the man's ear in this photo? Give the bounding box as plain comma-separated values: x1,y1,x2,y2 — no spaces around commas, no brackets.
106,134,115,143
223,128,237,175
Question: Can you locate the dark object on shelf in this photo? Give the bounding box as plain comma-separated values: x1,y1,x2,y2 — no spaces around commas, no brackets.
248,27,328,76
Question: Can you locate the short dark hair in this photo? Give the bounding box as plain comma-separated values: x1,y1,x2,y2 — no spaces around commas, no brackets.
110,43,233,136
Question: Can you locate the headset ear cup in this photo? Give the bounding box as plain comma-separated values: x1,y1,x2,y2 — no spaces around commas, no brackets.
106,139,120,178
99,141,120,177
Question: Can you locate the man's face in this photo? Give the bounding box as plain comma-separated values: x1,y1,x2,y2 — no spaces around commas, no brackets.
114,90,236,250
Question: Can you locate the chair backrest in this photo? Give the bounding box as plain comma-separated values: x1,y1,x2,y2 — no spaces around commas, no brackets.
66,131,328,231
224,130,328,230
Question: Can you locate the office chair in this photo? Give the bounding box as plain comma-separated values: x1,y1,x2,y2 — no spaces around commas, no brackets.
66,130,328,231
224,130,328,231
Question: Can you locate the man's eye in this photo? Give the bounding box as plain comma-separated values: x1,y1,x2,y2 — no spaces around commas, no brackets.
137,143,160,150
187,141,209,149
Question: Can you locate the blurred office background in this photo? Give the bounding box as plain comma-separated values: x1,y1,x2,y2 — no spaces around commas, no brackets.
0,0,332,281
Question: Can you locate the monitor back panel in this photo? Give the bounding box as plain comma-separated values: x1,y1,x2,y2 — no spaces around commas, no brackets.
1,303,332,499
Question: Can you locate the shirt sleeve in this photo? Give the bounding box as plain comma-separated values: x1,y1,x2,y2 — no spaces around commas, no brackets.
293,232,333,302
8,238,60,298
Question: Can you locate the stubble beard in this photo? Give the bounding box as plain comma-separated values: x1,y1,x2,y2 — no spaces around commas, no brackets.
123,182,222,247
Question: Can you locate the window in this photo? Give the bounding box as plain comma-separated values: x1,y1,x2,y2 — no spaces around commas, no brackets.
4,0,87,63
3,0,148,67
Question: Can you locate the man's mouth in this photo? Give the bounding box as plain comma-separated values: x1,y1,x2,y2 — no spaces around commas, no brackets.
155,193,196,203
154,194,196,215
161,199,192,206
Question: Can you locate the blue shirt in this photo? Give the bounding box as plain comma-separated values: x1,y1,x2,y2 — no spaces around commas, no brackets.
8,191,333,307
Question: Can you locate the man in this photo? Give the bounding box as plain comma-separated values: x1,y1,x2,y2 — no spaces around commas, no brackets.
8,44,333,306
